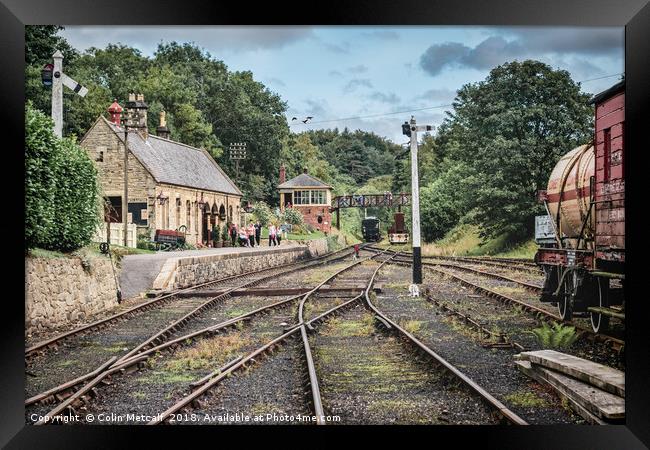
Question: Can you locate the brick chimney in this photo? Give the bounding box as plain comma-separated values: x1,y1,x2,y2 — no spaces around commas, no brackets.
156,110,170,139
107,99,123,126
279,164,286,184
125,93,148,139
303,167,308,174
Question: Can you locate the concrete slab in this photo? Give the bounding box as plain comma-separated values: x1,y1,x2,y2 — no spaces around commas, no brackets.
516,360,624,421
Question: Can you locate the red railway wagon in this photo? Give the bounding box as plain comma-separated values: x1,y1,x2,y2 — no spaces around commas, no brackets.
535,80,625,333
388,212,409,244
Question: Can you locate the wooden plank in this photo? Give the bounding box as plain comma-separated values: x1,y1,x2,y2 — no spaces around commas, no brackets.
515,361,606,425
515,360,624,421
518,350,624,397
587,307,625,320
175,287,367,298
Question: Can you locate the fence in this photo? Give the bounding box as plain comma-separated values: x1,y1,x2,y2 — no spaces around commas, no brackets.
94,222,138,248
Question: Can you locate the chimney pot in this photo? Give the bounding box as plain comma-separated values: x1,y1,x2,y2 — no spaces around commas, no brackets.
303,167,308,174
107,99,123,126
156,110,170,139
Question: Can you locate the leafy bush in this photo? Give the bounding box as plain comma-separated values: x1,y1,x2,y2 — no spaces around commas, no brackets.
282,207,303,226
252,201,274,226
25,103,101,252
25,102,58,249
326,235,341,252
529,322,578,349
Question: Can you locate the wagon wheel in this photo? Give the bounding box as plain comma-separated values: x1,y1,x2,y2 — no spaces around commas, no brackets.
558,269,576,321
590,277,610,333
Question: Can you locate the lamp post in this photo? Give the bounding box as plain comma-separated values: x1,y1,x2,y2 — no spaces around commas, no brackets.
120,116,129,247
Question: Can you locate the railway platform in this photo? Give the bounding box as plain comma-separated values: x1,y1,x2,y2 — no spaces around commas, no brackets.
119,241,304,301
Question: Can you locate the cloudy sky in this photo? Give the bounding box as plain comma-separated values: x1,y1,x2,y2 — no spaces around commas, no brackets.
60,26,624,143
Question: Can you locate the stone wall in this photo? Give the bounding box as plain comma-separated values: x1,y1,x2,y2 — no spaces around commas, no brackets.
304,238,329,257
160,246,311,290
25,256,120,335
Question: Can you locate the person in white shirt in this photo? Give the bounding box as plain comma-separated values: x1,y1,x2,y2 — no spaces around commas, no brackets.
268,224,277,246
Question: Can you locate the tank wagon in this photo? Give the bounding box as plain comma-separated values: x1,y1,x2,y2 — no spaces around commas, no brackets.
535,80,625,333
388,212,409,244
362,216,381,242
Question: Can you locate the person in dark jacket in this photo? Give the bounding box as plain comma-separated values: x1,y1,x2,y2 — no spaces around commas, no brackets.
254,221,261,247
229,223,238,247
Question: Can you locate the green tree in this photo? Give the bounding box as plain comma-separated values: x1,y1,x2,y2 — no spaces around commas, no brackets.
252,201,274,226
25,25,78,66
443,60,593,239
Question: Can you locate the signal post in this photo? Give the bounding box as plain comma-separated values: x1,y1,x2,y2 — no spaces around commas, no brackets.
402,116,432,291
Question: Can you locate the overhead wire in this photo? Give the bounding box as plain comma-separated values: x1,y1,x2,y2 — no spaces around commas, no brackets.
288,72,624,127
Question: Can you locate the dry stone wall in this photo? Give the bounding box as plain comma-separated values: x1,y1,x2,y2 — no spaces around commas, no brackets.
25,256,119,335
171,246,310,289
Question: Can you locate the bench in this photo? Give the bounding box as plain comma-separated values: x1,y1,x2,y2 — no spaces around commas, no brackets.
154,229,186,251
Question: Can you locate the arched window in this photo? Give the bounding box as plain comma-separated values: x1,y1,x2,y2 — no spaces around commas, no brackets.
194,203,199,237
175,198,181,229
161,198,169,229
186,200,191,231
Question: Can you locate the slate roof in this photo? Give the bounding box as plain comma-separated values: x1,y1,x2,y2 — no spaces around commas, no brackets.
278,172,332,189
102,117,241,196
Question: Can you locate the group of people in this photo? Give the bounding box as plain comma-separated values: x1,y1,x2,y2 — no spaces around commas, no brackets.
228,222,289,248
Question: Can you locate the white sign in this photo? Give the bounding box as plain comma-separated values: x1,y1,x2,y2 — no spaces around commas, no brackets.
535,215,556,244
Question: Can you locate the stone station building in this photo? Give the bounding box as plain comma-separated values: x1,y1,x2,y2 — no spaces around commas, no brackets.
80,94,242,247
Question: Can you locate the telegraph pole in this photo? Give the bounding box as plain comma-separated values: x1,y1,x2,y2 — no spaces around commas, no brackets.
402,116,433,289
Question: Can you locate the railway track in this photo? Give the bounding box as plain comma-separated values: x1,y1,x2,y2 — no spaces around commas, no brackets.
300,250,527,425
25,245,368,420
28,247,386,425
143,248,392,424
371,262,590,424
393,255,543,293
30,247,530,425
387,258,624,354
26,245,356,360
369,246,541,275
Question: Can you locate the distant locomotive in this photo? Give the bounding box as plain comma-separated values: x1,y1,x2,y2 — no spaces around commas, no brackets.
535,80,625,333
361,216,381,242
388,212,409,244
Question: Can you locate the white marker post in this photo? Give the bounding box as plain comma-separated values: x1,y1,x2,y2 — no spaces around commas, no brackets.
49,50,88,137
403,116,433,294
